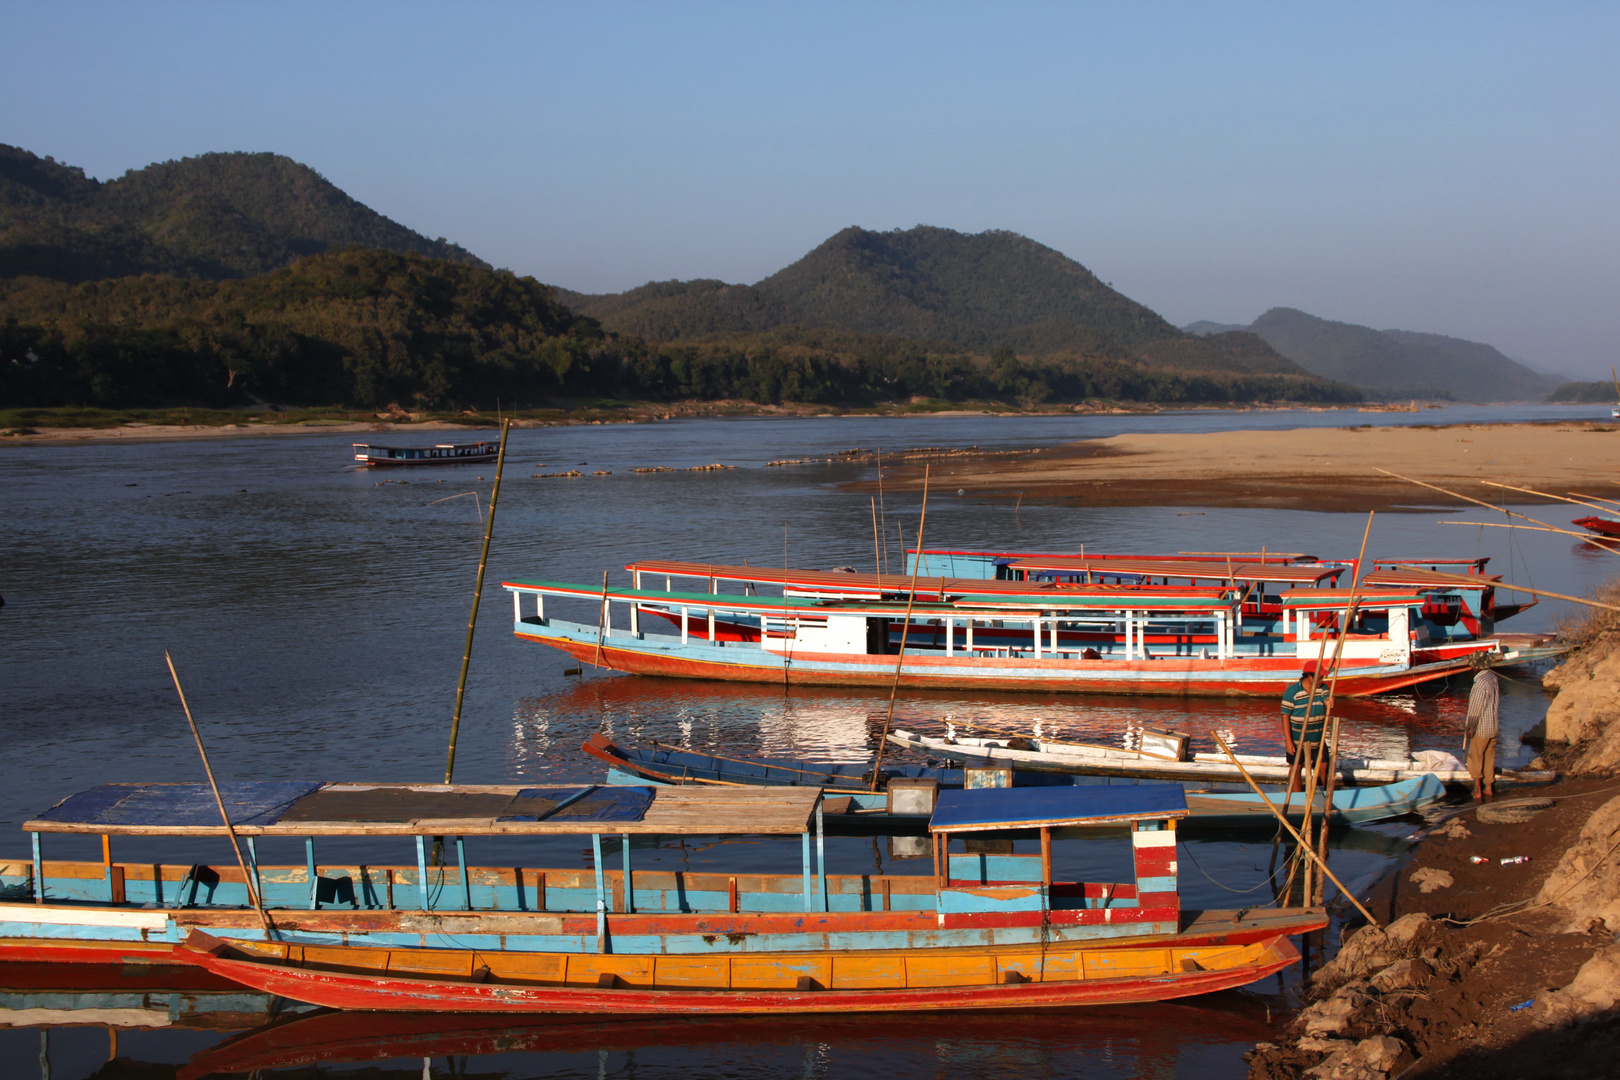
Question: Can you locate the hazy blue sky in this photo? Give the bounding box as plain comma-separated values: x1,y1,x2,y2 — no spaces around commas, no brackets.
7,2,1617,375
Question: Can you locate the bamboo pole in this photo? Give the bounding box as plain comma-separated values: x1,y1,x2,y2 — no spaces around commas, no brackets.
1388,564,1620,614
591,570,610,668
1481,481,1620,517
165,651,273,937
1373,468,1620,552
1313,512,1375,903
871,496,882,587
1436,521,1566,534
876,451,889,576
1212,733,1381,928
445,419,511,783
1569,493,1620,510
868,466,931,792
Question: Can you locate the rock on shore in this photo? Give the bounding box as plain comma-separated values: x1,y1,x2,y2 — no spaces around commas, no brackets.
1248,612,1620,1079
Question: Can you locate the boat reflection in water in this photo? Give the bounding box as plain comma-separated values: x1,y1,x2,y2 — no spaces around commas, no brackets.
508,673,1501,784
177,997,1280,1079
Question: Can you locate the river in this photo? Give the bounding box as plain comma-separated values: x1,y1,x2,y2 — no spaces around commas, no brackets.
0,404,1611,1078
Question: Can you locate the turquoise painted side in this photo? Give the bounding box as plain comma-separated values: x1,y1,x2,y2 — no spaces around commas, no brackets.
947,854,1044,884
0,915,1180,956
937,885,1048,915
11,871,941,918
1136,875,1178,894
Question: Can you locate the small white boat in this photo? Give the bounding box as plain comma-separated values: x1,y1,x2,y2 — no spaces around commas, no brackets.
886,729,1553,787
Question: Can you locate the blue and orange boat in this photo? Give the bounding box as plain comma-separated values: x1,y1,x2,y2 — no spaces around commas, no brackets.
0,781,1323,1013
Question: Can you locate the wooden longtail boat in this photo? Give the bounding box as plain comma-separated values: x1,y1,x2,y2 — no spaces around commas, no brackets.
506,572,1512,697
585,735,1448,829
352,441,498,466
0,781,1323,1013
885,729,1556,788
904,550,1535,643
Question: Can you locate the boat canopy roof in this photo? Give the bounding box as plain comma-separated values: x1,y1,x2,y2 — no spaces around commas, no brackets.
1003,556,1343,585
911,548,1318,564
621,560,1234,602
25,782,822,837
1364,567,1499,588
930,784,1188,834
1279,589,1427,609
505,577,1239,614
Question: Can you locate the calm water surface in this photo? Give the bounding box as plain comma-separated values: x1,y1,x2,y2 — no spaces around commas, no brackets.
1,404,1613,1079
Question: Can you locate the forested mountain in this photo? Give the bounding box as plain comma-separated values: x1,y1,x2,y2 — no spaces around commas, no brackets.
0,145,1359,411
1186,307,1561,402
565,226,1311,378
1548,380,1620,405
0,145,485,282
1,249,1356,411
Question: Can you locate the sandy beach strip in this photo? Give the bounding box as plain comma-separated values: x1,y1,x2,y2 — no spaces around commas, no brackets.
855,422,1620,512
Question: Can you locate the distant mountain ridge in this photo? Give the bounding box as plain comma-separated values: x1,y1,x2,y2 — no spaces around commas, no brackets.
563,226,1315,379
1185,307,1561,403
0,145,486,282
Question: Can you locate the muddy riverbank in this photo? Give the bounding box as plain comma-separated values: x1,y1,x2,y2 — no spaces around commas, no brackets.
1248,595,1620,1079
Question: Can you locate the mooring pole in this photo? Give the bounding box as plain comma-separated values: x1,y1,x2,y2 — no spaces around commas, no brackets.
445,418,512,784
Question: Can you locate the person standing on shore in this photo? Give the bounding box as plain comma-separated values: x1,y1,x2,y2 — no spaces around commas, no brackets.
1281,664,1331,793
1466,657,1501,801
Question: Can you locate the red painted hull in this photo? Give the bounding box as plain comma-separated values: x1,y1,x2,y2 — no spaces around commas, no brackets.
0,938,187,967
1573,515,1620,539
521,631,1480,697
183,935,1302,1014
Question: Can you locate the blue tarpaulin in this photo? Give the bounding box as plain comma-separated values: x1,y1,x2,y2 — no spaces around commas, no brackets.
930,784,1187,832
33,782,324,829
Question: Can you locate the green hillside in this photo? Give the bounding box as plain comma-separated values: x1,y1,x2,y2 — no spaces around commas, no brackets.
0,145,486,282
1224,307,1562,402
1548,380,1620,405
1,249,1357,412
567,226,1312,378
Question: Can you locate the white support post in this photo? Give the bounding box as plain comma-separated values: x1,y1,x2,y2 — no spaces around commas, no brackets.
680,607,689,645
512,590,521,625
707,606,716,641
1033,616,1042,659
630,601,639,635
944,617,953,656
535,593,544,621
966,619,974,653
602,598,611,639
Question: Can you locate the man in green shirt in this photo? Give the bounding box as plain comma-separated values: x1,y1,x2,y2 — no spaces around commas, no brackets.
1281,665,1331,793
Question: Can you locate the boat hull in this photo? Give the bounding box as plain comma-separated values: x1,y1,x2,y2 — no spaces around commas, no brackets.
519,624,1486,698
180,931,1303,1014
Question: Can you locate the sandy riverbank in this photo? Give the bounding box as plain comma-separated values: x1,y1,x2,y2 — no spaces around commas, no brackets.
862,422,1620,512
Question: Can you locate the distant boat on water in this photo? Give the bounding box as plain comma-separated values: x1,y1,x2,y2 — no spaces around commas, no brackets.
353,440,498,466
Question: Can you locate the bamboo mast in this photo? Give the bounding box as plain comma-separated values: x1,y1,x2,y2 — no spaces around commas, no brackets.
444,419,511,783
165,651,273,936
1481,481,1620,517
1373,468,1620,552
868,466,931,792
1313,512,1375,903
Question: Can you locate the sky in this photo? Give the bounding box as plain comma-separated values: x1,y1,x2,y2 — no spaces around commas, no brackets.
6,2,1618,377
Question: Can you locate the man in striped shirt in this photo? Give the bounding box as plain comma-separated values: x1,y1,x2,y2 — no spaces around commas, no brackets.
1281,664,1331,792
1466,656,1501,801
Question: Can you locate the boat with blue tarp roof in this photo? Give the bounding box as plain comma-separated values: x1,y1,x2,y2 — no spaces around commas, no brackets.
0,779,1323,1013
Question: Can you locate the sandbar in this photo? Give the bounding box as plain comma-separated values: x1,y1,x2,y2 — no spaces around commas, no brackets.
858,422,1620,513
